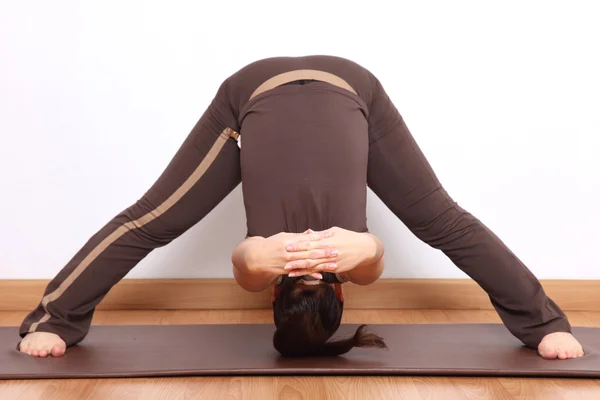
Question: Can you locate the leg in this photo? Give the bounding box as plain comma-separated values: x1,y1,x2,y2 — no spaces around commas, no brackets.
365,78,579,356
19,81,242,353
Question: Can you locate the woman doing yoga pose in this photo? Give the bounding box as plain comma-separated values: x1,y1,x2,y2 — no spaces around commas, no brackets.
17,56,583,360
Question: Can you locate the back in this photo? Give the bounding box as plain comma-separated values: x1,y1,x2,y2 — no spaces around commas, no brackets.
228,56,377,237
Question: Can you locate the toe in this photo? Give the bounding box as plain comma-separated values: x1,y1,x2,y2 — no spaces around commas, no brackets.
51,346,65,357
39,350,48,358
538,349,545,358
539,346,557,359
565,350,574,359
32,349,39,357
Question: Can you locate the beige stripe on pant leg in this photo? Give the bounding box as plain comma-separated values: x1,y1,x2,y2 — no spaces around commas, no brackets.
29,128,238,333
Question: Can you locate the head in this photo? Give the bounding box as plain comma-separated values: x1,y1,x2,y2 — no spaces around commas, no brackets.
271,274,387,357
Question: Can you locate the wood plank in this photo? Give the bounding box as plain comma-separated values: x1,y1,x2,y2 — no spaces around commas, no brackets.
2,376,598,400
498,377,600,400
1,278,599,311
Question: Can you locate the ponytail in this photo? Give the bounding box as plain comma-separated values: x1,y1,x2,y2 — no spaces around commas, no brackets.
273,313,387,357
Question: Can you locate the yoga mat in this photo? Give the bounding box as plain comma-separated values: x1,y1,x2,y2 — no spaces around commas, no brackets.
2,324,600,379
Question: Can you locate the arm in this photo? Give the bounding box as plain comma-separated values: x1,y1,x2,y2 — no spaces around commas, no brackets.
232,230,338,292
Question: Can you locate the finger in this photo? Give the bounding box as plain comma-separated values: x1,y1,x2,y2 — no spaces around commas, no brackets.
308,229,335,241
284,257,338,270
286,239,337,253
290,231,333,246
288,270,323,279
306,248,338,259
294,229,317,238
305,229,335,240
312,262,338,272
287,241,312,252
287,265,337,276
285,240,317,252
287,248,338,261
287,269,314,278
294,262,337,273
307,233,323,242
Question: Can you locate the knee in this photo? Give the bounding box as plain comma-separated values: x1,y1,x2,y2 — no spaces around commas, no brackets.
401,188,480,246
115,200,182,247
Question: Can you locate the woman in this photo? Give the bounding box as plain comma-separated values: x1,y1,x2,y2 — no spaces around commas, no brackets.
18,55,582,360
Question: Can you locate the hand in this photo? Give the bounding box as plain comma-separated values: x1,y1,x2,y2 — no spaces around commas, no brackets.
285,227,379,276
246,230,339,279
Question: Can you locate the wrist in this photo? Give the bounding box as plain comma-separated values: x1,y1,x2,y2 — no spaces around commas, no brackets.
246,237,266,273
361,233,383,266
346,233,385,285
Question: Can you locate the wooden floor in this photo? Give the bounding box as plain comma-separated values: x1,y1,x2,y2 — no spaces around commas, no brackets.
2,309,600,399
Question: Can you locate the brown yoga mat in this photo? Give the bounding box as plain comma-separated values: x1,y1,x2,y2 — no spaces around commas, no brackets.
2,324,600,379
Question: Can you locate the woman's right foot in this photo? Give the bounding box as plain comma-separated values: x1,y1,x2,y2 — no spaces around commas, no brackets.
19,332,66,357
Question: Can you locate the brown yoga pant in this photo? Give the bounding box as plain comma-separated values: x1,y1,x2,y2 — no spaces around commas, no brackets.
20,55,570,348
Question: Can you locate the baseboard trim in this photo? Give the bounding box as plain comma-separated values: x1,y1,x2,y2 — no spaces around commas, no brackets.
0,279,597,311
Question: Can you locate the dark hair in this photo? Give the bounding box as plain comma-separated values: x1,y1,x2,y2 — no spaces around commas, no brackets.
272,277,387,357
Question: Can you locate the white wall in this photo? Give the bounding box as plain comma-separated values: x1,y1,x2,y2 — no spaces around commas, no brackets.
1,1,598,279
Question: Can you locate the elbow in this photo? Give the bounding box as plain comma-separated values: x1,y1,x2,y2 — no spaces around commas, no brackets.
232,262,271,293
232,265,262,292
349,256,385,286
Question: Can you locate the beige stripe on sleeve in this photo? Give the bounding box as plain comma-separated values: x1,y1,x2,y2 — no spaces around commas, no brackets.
28,127,238,333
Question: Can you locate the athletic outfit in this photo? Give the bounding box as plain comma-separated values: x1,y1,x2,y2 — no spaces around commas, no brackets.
20,55,570,348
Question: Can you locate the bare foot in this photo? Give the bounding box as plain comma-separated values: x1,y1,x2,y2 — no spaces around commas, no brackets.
538,332,584,360
19,332,66,357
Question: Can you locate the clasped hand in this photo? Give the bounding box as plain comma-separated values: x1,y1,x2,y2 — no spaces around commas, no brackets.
248,227,377,279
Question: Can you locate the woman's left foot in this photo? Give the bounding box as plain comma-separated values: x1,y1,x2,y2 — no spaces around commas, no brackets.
538,332,584,359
